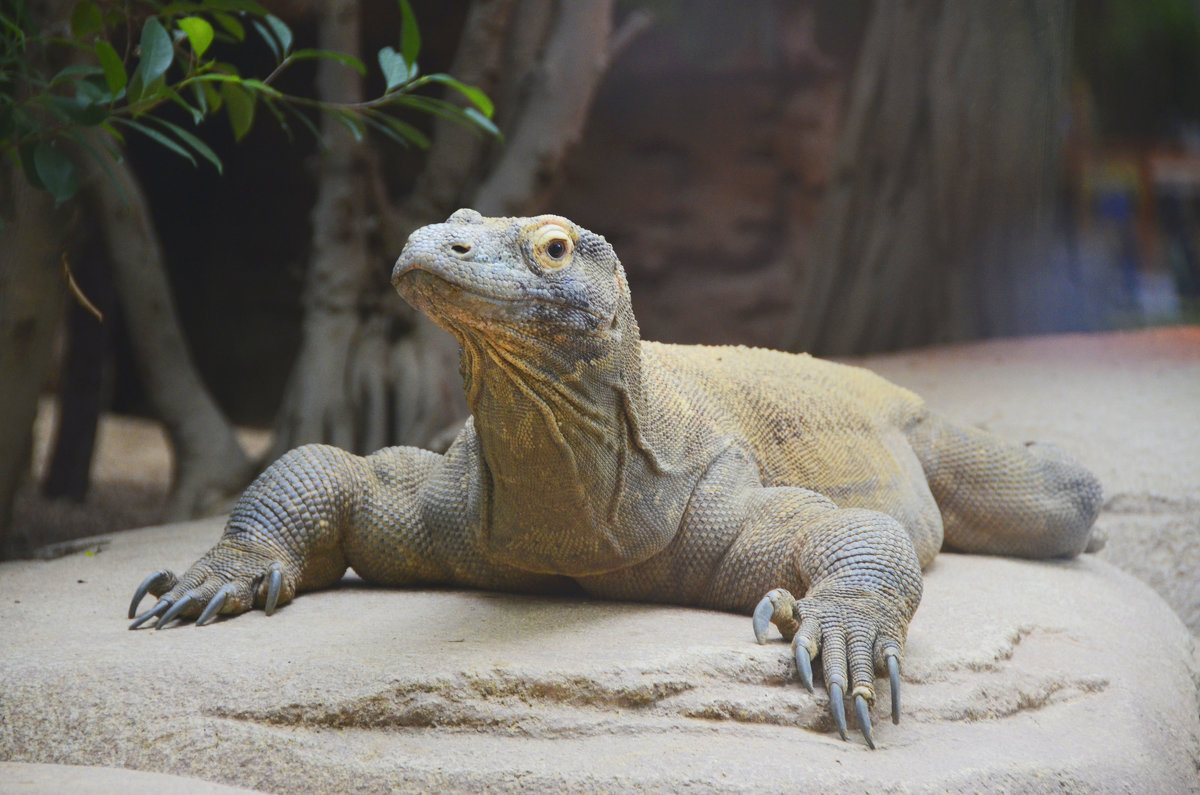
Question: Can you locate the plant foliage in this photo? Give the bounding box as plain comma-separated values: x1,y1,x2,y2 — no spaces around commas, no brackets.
0,0,498,204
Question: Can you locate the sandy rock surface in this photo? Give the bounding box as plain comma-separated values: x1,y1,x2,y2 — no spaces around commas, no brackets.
2,327,1199,793
1,519,1198,793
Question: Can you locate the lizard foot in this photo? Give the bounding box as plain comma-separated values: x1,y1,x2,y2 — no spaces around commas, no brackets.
129,547,295,630
753,587,904,749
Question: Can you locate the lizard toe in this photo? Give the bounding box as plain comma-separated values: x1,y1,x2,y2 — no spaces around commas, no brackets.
855,693,875,749
155,593,197,629
129,597,172,629
828,680,848,741
750,587,801,643
885,650,902,725
785,587,909,748
128,569,178,619
126,549,297,628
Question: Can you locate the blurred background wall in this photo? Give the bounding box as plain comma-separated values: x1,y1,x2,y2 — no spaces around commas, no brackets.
110,0,1200,425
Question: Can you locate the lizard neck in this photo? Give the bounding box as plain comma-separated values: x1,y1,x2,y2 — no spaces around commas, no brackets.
457,307,683,575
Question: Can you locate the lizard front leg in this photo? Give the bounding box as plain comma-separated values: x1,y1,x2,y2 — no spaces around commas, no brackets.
128,443,443,629
701,466,923,748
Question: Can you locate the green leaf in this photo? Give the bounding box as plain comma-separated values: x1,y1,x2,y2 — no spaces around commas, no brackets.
200,81,223,113
115,117,196,167
252,20,280,61
377,46,410,92
330,110,364,142
212,12,245,42
163,86,204,124
360,113,410,149
463,107,500,137
177,16,214,58
265,15,292,55
398,0,420,65
18,144,45,189
49,64,105,86
94,39,127,96
70,1,103,39
128,72,167,108
220,81,255,140
426,74,494,117
64,128,126,205
395,94,474,123
363,111,429,148
258,96,291,139
49,91,108,126
150,116,223,174
34,141,79,204
191,81,209,115
239,78,281,97
288,49,366,76
134,17,174,89
204,0,269,15
280,101,323,142
100,121,124,145
1,11,28,47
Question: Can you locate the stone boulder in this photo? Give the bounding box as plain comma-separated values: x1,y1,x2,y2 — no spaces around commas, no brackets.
1,524,1197,792
2,328,1199,792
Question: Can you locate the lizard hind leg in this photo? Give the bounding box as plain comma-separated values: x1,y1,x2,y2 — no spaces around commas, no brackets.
905,411,1103,558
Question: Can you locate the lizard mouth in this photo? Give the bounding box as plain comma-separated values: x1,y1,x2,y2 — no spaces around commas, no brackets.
394,262,609,333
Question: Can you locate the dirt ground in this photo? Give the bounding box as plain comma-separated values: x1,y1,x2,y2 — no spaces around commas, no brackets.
11,401,271,555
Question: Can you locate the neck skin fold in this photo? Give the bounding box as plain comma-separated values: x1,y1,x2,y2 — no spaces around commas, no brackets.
451,305,681,575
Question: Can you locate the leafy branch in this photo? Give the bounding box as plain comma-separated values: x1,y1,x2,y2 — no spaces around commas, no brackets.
0,0,499,204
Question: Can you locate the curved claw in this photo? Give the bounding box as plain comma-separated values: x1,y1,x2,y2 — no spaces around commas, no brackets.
264,564,282,616
855,693,875,749
794,643,815,693
128,570,173,619
829,681,847,741
887,654,901,725
129,598,171,630
155,593,195,629
196,585,234,627
752,595,774,644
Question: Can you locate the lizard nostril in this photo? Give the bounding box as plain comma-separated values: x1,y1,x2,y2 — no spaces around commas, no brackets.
451,243,471,255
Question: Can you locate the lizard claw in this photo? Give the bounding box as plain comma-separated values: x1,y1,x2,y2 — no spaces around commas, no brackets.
196,583,235,626
129,597,171,629
752,595,775,644
855,693,875,749
126,551,297,628
750,588,801,644
264,563,283,615
793,640,815,693
829,681,848,741
887,653,901,725
155,593,195,629
128,569,178,618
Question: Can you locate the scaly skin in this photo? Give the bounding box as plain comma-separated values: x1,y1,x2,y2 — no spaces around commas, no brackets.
129,210,1103,748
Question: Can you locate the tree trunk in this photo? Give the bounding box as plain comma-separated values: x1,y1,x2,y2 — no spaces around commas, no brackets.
42,225,115,502
80,146,254,519
0,163,69,558
275,0,642,460
787,1,1074,355
270,0,376,458
472,0,616,215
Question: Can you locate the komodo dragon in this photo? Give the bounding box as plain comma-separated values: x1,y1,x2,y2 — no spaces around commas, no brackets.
128,210,1102,748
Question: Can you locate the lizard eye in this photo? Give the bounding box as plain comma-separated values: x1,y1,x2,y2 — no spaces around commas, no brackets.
528,221,575,270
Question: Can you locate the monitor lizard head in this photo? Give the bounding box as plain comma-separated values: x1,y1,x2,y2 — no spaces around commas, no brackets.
392,208,634,348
